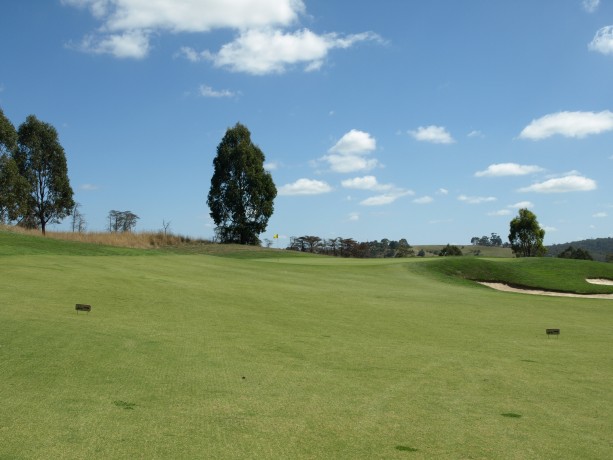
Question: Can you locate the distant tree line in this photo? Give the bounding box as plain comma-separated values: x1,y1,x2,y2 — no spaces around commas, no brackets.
556,246,593,261
470,233,506,247
439,244,463,256
547,238,613,263
286,236,415,258
108,210,139,232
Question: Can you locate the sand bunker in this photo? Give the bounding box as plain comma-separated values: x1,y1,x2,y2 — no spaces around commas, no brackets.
478,282,613,299
586,278,613,286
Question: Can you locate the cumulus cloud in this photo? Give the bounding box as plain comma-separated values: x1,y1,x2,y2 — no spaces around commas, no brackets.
263,161,278,171
63,0,381,69
63,0,303,33
322,130,378,173
340,175,391,191
199,29,382,74
436,188,449,195
475,163,543,177
199,84,237,98
487,209,512,216
519,111,613,140
519,175,597,193
489,201,534,216
583,0,600,12
329,129,376,154
589,25,613,56
458,195,496,204
413,196,433,204
593,212,607,218
509,201,534,209
348,212,360,221
360,190,413,206
409,125,455,144
278,178,332,196
74,30,151,59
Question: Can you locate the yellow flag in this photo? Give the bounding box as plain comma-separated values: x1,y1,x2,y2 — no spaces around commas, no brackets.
273,234,279,239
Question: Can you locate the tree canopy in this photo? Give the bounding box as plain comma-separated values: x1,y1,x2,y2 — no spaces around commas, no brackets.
13,115,74,234
508,208,546,257
207,123,276,245
0,109,30,223
557,246,593,261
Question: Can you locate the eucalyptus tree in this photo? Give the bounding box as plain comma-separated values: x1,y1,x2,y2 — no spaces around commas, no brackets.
207,123,276,245
15,115,74,234
508,208,546,257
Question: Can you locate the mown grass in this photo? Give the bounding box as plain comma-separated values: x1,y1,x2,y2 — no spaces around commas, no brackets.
1,231,612,458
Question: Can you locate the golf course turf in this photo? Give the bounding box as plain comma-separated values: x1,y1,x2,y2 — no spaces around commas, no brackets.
1,230,612,458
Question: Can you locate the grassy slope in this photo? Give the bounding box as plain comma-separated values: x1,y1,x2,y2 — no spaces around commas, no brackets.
415,257,613,294
1,232,612,458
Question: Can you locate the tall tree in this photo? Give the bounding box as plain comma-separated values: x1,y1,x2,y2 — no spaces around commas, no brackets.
508,208,546,257
14,115,74,234
207,123,276,245
0,109,29,223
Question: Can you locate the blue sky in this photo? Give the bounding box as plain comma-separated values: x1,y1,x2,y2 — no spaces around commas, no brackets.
1,0,612,245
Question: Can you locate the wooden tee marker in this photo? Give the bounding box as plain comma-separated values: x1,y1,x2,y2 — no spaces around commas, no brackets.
546,328,560,337
75,304,92,314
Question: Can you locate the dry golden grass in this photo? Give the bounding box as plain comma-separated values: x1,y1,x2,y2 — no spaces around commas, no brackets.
0,224,209,249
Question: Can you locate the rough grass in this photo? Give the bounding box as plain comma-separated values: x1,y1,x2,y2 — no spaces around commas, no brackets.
1,231,612,458
0,224,210,250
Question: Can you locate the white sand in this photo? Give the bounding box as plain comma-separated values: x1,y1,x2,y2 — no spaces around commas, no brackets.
478,282,613,299
586,278,613,286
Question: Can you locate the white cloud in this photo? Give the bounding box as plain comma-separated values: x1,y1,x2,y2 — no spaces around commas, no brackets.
263,161,278,171
63,0,303,33
323,155,378,174
458,195,497,204
201,29,382,74
519,111,613,140
436,188,449,195
509,201,534,209
329,129,376,155
199,84,237,98
475,163,543,177
348,212,360,221
467,130,484,138
593,212,607,218
64,0,381,68
589,25,613,55
278,178,332,196
75,30,151,59
322,130,379,173
79,183,99,191
413,196,433,204
543,226,557,232
583,0,600,12
360,190,413,206
409,125,455,144
341,176,391,191
488,209,512,216
519,175,597,193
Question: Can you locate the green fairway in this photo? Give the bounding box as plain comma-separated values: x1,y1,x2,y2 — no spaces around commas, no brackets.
1,232,612,458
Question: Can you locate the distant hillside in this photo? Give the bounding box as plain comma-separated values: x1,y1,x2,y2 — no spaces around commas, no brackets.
547,238,613,262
